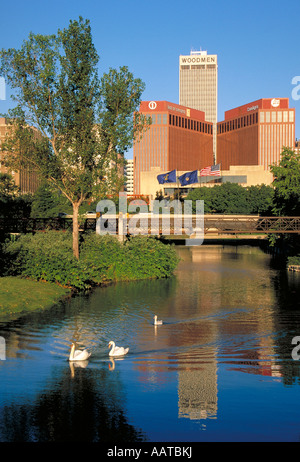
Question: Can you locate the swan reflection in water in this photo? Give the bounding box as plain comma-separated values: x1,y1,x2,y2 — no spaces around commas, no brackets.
108,359,115,371
108,357,128,371
69,359,90,377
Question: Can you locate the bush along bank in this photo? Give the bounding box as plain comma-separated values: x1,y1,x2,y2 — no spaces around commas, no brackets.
287,254,300,272
1,231,180,291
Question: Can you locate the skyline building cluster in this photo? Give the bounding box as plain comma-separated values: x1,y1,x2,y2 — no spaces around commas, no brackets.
132,49,296,198
0,48,296,200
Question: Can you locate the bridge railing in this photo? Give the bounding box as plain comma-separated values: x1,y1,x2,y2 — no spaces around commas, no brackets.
0,217,73,234
1,215,300,235
203,216,300,234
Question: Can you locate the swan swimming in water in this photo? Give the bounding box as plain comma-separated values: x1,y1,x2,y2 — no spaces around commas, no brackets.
69,343,91,362
153,315,163,325
108,341,129,357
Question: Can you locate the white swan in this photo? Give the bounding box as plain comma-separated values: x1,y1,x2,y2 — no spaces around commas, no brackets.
108,341,129,357
69,343,91,362
153,315,163,325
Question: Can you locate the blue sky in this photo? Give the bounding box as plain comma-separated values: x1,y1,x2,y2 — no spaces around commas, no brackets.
1,0,300,158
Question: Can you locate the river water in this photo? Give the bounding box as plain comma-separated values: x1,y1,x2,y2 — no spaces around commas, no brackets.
0,244,300,443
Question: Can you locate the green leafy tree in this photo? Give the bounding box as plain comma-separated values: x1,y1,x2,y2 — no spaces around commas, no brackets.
187,183,250,214
186,187,214,213
270,147,300,216
0,175,32,218
0,17,149,259
30,181,71,218
0,173,19,200
187,182,274,215
246,184,274,215
0,173,32,218
212,182,250,214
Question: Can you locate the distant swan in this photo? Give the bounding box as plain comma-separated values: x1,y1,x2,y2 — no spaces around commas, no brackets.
153,315,163,325
108,341,129,357
69,343,91,362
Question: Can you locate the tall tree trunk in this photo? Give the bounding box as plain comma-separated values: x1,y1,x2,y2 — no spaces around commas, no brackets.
72,202,80,260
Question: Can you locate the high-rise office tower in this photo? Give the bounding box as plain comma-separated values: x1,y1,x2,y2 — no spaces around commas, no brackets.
124,158,134,194
179,50,218,162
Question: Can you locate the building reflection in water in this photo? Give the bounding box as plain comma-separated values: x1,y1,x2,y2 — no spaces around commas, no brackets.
133,244,288,423
1,242,300,440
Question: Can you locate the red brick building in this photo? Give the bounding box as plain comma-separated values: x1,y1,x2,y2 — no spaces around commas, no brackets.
0,117,40,194
133,101,213,194
217,98,295,170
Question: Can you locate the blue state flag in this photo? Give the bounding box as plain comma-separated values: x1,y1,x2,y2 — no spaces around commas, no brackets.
178,170,198,186
157,169,177,184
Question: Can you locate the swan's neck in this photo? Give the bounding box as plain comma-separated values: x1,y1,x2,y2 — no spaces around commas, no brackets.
110,342,115,353
70,344,75,360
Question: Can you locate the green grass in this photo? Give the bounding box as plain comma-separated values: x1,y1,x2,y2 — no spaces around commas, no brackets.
0,276,71,317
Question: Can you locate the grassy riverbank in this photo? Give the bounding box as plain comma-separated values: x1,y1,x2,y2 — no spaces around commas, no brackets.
0,276,71,318
0,232,179,317
2,232,179,291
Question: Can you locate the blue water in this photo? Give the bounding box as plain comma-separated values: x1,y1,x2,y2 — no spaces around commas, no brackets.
0,244,300,442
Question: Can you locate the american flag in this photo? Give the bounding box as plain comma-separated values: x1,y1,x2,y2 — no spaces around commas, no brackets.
200,163,221,176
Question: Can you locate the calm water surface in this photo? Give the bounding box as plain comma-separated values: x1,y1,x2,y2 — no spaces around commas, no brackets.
0,244,300,442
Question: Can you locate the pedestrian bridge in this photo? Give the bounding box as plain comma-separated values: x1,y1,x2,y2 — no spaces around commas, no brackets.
1,215,300,236
116,214,300,238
